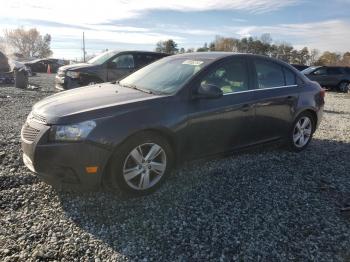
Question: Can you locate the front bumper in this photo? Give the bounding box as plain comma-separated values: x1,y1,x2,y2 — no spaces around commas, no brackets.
55,75,81,90
21,120,112,191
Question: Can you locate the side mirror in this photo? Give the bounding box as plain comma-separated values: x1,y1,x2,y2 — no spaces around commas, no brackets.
196,82,223,99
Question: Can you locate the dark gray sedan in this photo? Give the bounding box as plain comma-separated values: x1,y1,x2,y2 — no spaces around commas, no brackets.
21,53,325,194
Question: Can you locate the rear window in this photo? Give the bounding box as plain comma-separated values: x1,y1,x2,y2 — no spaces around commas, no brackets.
254,60,284,89
135,54,158,68
283,68,296,86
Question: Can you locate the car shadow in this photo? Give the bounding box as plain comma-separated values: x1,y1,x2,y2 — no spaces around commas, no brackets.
323,109,350,115
57,138,350,260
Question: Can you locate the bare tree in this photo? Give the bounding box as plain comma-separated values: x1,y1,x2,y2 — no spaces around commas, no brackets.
341,52,350,66
260,33,272,45
155,39,178,54
309,49,320,66
4,28,52,58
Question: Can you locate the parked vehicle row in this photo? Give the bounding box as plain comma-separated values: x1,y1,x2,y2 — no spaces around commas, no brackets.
21,52,325,195
25,58,68,74
55,51,168,90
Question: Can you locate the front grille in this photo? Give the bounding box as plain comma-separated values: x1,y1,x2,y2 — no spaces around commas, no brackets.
21,124,40,143
31,112,47,124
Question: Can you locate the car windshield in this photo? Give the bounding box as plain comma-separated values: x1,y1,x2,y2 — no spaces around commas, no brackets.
88,51,119,65
302,66,319,74
119,57,209,94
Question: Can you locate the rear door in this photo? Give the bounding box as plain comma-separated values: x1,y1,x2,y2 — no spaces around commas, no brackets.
186,57,255,158
252,58,300,143
107,53,135,81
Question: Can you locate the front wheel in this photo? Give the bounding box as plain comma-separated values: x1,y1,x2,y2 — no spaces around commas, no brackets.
338,81,350,93
106,132,174,195
287,112,314,152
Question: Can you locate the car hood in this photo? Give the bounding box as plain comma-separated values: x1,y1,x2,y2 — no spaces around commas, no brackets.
32,83,161,124
58,63,98,72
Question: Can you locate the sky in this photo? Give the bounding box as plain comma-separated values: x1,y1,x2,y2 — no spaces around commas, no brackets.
1,0,350,59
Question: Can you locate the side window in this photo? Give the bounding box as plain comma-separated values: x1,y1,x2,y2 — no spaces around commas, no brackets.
345,67,350,74
112,54,134,69
200,59,249,94
254,60,284,89
327,67,343,75
283,67,296,86
313,67,327,75
135,54,157,68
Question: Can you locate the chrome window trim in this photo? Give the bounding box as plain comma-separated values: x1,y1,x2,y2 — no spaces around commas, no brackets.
223,85,298,96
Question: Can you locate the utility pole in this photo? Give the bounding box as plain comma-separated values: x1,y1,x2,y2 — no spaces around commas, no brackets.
82,32,86,62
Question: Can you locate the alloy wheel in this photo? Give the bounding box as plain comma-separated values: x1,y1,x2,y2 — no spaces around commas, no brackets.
340,82,350,93
123,143,167,190
293,116,312,148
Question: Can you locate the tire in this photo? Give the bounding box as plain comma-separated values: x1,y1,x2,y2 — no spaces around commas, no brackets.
106,131,174,195
338,81,350,93
287,112,315,152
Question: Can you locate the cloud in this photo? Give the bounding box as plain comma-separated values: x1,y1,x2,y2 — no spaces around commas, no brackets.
225,20,350,52
1,1,348,57
1,0,299,26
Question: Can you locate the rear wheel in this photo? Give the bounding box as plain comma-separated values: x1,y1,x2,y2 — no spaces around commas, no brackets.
106,132,174,195
287,112,315,152
338,81,350,93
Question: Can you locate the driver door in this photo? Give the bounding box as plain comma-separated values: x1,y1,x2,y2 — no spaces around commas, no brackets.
186,57,256,159
107,54,135,81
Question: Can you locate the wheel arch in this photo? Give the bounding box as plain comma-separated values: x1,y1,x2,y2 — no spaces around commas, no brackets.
101,127,178,185
294,108,318,132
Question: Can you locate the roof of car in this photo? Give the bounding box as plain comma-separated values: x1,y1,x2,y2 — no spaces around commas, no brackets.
118,50,169,55
170,52,238,60
168,52,301,68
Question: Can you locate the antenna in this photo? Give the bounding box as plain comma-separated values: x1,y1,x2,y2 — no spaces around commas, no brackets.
82,32,86,62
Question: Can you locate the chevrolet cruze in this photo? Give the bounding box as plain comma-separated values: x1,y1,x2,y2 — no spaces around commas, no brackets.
21,53,325,195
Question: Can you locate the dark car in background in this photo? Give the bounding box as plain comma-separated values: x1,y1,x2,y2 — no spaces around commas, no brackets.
22,53,324,195
291,64,309,71
0,51,13,84
25,58,67,74
55,50,168,90
302,66,350,92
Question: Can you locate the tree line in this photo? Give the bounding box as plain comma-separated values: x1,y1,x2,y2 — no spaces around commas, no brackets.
155,34,350,67
1,27,349,66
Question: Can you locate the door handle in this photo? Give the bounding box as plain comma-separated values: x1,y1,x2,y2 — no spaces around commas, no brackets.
285,96,294,100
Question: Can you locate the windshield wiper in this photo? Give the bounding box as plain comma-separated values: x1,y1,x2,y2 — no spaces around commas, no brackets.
117,82,153,94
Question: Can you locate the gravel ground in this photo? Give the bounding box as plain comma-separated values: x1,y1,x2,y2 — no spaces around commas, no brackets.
1,74,350,261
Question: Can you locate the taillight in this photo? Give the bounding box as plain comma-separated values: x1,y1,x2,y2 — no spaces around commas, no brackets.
320,88,326,99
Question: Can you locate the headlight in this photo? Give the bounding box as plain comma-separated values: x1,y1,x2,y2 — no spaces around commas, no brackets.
66,71,80,79
50,120,96,141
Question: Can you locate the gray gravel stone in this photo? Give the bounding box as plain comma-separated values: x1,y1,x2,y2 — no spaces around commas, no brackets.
1,74,350,261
